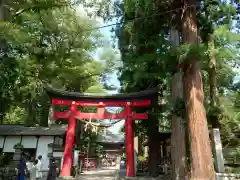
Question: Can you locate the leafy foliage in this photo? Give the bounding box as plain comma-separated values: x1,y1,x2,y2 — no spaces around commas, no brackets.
0,0,240,174
0,1,118,126
112,0,240,174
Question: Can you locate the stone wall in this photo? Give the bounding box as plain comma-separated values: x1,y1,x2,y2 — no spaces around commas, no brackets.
216,173,240,180
0,167,18,180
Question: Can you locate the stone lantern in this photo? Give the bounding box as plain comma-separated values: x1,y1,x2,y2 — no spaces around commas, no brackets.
12,143,24,168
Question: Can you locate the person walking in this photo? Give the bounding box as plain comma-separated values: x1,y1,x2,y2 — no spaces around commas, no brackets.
26,158,33,176
29,160,38,180
18,153,26,180
36,155,43,179
47,158,57,180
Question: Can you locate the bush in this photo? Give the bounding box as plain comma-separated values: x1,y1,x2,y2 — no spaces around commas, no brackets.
0,153,12,167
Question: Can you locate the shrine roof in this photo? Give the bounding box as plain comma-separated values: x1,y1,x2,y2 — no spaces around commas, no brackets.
0,125,67,136
97,131,124,144
45,86,158,101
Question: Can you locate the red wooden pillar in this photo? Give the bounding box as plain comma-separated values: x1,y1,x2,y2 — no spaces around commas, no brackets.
125,102,135,177
61,101,77,177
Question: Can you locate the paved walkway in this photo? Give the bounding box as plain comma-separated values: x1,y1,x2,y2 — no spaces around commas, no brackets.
74,168,118,180
118,164,126,178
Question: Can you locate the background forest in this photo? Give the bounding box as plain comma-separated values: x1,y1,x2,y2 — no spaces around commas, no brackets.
0,0,119,126
0,0,240,179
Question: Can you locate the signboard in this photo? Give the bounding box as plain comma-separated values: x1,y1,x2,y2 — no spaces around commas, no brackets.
83,158,97,169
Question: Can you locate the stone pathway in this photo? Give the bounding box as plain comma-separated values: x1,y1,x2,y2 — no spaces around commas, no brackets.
54,167,169,180
117,163,170,180
74,168,118,180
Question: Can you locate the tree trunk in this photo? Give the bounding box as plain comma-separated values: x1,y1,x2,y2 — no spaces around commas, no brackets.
0,99,8,124
170,28,188,180
182,0,215,179
40,99,51,127
26,99,37,126
138,133,145,156
0,0,9,20
148,115,160,177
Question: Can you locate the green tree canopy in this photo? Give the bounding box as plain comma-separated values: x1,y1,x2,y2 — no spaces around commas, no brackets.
0,2,118,125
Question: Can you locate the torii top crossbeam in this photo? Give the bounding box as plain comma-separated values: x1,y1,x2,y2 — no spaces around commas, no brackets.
45,86,158,178
45,86,158,103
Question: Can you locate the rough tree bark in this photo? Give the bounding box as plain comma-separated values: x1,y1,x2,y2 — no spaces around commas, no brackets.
170,28,188,180
181,0,216,179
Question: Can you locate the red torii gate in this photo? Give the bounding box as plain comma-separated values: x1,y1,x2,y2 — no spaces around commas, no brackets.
46,86,157,177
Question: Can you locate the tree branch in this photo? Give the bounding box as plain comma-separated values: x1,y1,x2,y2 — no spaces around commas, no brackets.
13,3,68,18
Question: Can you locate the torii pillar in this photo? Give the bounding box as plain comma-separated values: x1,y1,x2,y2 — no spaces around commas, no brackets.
125,102,135,177
61,101,77,176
